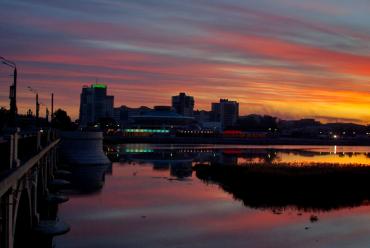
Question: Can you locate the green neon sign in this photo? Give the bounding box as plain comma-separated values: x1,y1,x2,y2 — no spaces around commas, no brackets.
92,84,107,89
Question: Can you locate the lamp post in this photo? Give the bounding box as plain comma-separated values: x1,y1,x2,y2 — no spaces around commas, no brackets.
51,93,54,122
28,86,51,127
36,93,40,127
0,56,17,127
27,86,40,127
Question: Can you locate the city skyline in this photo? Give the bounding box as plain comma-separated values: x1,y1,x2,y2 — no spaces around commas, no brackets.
1,1,370,124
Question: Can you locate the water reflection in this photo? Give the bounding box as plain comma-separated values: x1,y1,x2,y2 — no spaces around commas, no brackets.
66,164,110,193
106,144,370,167
39,162,110,247
55,144,370,248
105,144,370,211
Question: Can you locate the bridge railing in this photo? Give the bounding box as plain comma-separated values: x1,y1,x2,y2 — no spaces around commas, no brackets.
0,139,10,171
0,137,60,197
0,129,59,174
0,129,61,248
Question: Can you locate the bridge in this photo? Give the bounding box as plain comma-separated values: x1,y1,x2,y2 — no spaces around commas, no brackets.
0,129,69,248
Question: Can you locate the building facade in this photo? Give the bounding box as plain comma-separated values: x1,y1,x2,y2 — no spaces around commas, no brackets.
130,106,197,130
172,92,194,117
113,105,151,127
211,99,239,129
79,84,114,127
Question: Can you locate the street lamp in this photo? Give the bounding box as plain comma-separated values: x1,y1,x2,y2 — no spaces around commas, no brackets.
28,87,53,126
28,86,40,127
0,56,17,127
51,93,54,122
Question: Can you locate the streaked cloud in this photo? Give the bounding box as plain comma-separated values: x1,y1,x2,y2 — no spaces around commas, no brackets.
0,0,369,123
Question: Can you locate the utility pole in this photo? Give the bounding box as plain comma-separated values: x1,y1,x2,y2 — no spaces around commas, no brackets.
9,67,17,126
51,93,54,122
46,107,49,122
36,93,40,127
0,56,17,127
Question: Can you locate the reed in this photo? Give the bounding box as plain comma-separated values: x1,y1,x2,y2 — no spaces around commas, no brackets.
194,162,370,212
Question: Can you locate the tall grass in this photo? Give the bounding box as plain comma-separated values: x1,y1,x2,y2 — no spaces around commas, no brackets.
194,162,370,212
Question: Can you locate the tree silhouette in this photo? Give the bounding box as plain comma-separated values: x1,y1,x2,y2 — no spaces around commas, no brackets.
51,109,74,130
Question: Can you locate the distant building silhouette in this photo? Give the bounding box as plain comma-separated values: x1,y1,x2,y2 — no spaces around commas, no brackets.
129,105,196,130
194,110,211,123
211,99,239,129
113,105,151,127
79,84,114,127
172,92,194,117
211,102,221,122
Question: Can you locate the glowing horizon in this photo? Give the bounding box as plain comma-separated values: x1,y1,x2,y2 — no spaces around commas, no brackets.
0,0,369,124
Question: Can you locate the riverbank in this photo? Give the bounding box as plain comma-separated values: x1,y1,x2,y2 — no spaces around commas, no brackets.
194,162,370,211
104,136,370,146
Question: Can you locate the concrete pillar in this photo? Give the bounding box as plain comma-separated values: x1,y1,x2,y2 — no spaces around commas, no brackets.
47,129,51,145
31,171,40,225
37,131,41,152
46,155,52,180
9,129,21,169
53,147,58,172
9,135,14,169
5,192,14,248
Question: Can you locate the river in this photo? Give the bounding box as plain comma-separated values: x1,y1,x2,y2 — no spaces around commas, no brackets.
55,144,370,248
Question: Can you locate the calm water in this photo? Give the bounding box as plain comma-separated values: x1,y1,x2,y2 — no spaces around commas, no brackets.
56,145,370,248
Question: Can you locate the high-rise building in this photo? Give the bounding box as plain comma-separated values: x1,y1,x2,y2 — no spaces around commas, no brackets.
79,84,114,127
211,102,221,121
172,92,194,117
211,99,239,129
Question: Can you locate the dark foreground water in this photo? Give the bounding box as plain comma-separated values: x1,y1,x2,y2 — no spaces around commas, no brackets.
56,145,370,248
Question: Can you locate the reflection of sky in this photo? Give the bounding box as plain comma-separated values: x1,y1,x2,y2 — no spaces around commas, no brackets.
122,144,370,153
56,162,370,248
279,153,370,165
1,1,370,123
120,144,370,165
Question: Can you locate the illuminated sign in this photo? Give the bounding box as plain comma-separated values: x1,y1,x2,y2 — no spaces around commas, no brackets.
125,149,154,153
124,129,170,133
92,84,107,89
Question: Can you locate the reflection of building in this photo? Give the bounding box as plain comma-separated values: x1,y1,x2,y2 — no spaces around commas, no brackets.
79,84,114,127
170,162,193,178
172,92,194,117
121,145,194,179
211,99,239,129
218,153,238,166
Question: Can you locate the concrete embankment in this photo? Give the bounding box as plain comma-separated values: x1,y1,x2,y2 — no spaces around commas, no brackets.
60,131,111,191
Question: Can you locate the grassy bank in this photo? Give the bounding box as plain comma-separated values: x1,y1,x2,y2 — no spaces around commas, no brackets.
194,162,370,212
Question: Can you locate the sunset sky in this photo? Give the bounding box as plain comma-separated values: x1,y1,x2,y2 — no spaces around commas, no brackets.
0,0,370,123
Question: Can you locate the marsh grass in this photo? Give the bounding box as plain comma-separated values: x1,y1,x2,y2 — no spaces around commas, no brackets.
194,162,370,212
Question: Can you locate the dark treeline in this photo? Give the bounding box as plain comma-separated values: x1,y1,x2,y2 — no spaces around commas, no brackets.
0,108,76,133
51,109,76,131
235,114,370,138
235,114,278,131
